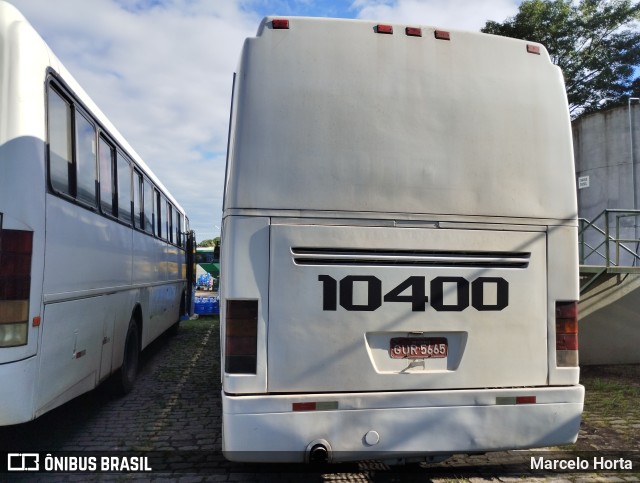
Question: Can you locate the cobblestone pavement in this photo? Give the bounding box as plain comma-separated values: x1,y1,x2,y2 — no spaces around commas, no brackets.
1,316,638,482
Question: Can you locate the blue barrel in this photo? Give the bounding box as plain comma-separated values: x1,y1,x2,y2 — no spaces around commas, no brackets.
212,297,220,315
204,297,214,315
194,296,205,314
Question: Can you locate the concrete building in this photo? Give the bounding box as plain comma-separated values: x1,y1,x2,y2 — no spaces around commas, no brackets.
572,102,640,364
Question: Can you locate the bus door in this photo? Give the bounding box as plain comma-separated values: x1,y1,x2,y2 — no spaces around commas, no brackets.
185,231,196,315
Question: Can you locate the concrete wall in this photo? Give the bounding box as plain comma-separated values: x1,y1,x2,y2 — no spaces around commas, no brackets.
579,273,640,365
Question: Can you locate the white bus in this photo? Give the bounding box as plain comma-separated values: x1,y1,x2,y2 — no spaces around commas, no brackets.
221,17,584,463
0,1,192,425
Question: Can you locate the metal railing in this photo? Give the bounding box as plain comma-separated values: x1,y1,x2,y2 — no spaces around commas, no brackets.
578,209,640,293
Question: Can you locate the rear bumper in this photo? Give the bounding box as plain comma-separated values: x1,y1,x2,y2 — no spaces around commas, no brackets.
222,385,585,462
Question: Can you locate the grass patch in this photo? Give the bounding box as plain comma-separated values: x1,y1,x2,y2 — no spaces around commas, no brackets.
180,314,219,330
583,377,640,418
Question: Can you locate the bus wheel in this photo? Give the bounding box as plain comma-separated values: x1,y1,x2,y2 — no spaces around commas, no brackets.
115,317,139,396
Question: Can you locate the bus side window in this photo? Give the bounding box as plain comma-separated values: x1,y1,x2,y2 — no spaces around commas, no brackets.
155,189,162,239
168,203,174,244
75,110,97,207
176,212,183,247
98,136,115,216
117,153,132,224
47,87,73,197
143,179,154,235
134,171,143,230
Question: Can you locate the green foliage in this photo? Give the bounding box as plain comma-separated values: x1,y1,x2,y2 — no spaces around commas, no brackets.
198,237,220,248
482,0,640,117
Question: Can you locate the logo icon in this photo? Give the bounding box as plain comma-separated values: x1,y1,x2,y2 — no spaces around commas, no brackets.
7,453,39,471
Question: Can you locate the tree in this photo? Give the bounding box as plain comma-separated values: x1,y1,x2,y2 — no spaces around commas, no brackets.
198,237,220,248
482,0,640,117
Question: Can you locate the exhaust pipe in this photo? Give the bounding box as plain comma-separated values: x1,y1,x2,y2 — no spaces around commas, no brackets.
305,439,332,464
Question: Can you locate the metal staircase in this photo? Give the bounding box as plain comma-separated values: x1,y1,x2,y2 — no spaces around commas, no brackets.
579,209,640,294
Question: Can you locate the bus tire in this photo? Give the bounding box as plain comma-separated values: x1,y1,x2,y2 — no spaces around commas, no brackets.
115,317,139,396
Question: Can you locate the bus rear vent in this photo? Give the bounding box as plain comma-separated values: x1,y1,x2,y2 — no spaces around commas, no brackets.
292,248,530,269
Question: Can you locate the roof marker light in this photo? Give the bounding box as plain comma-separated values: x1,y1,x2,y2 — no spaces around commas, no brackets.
405,27,422,37
376,24,393,34
272,19,289,29
434,30,450,40
527,44,541,55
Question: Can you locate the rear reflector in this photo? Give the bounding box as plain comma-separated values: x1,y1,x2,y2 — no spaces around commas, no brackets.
434,30,451,40
225,300,258,374
496,396,536,405
556,301,579,367
527,44,541,55
0,229,32,347
293,401,339,411
376,24,393,34
272,19,289,30
405,27,422,37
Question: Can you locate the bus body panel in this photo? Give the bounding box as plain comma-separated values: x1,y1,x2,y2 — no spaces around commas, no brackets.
37,297,108,417
222,386,584,462
266,223,548,393
0,356,38,425
226,17,576,221
220,216,269,394
43,196,135,296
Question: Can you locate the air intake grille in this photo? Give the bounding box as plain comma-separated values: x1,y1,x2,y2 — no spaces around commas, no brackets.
292,248,530,269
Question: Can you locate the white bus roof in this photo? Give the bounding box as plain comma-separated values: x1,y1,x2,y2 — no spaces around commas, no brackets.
226,16,576,222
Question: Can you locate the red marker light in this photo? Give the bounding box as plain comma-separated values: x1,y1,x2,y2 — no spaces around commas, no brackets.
527,44,541,55
272,19,289,29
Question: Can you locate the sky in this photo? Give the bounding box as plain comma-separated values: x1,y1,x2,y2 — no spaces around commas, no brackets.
8,0,521,243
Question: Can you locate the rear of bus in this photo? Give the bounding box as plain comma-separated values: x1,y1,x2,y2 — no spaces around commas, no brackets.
221,17,583,463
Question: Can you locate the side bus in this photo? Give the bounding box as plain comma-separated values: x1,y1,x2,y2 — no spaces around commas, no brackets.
0,1,192,425
220,17,584,463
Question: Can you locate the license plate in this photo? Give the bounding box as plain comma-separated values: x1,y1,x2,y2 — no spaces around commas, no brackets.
389,337,448,359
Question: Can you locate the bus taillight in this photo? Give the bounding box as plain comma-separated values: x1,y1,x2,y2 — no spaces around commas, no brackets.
556,301,578,367
225,300,258,374
0,229,33,347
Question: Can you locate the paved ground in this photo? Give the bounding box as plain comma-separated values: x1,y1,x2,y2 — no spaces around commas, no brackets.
1,315,638,482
